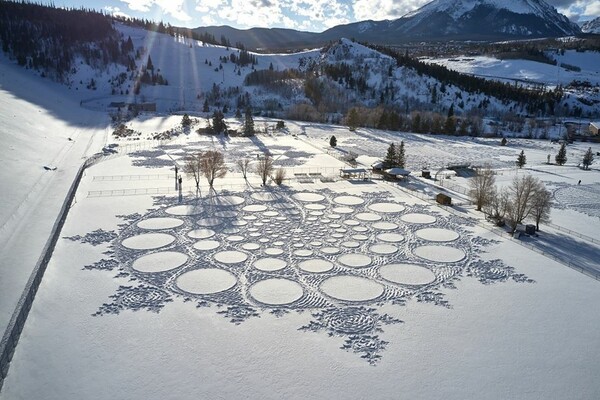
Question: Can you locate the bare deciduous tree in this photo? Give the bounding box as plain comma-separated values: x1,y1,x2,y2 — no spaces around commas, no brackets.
484,186,510,224
273,168,286,185
530,185,552,231
469,165,496,211
183,152,202,196
236,158,251,179
199,150,227,187
506,174,540,233
255,153,274,185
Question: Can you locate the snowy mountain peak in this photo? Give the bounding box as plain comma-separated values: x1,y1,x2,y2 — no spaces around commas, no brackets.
405,0,560,19
581,17,600,34
397,0,580,39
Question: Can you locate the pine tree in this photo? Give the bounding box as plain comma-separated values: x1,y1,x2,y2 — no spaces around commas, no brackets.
146,55,154,71
202,99,209,112
347,108,359,131
395,141,405,168
181,113,191,127
330,135,337,147
212,111,227,133
555,143,567,166
516,150,526,168
383,143,396,169
444,116,456,135
243,107,254,136
411,113,421,133
582,147,594,170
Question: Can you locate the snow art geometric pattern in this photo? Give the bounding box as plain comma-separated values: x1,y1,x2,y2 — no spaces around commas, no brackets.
75,189,533,364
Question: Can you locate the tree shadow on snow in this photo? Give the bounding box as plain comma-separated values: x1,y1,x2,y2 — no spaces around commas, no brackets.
519,231,600,275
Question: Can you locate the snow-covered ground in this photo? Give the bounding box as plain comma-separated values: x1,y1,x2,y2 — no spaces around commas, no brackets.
1,37,600,399
423,51,600,87
0,53,110,332
1,108,600,399
76,23,320,113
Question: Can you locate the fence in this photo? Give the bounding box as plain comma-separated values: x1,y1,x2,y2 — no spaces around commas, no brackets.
545,222,600,246
0,154,104,391
93,174,173,182
438,179,470,196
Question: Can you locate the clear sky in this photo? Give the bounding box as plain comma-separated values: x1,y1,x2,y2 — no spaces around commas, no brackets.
48,0,600,32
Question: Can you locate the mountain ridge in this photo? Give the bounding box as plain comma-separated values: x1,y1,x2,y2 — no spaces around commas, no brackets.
581,17,600,34
195,0,581,50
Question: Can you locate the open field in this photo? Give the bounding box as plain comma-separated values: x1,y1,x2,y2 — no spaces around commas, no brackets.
1,117,599,399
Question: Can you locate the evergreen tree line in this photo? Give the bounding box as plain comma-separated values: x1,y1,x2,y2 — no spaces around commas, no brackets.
369,44,564,116
244,69,304,88
343,106,485,137
0,1,134,79
113,16,236,50
321,62,368,94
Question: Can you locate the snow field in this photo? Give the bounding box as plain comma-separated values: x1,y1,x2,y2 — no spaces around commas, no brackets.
3,150,600,399
1,60,600,397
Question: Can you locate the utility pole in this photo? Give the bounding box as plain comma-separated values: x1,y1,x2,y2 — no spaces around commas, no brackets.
178,176,183,203
174,165,178,190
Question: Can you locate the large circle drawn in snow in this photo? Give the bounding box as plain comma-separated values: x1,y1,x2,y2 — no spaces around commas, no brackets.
165,204,203,216
369,244,398,255
292,192,325,202
298,259,334,273
213,251,248,264
321,247,341,255
377,233,405,243
242,242,260,251
176,269,237,294
368,202,405,213
415,228,459,242
294,249,314,257
320,276,384,302
253,257,287,272
187,229,215,239
122,233,175,250
333,196,364,206
401,213,437,224
355,212,382,222
372,222,399,231
212,195,245,207
264,247,284,256
305,204,326,211
379,264,436,285
131,251,188,273
243,204,268,212
193,240,220,251
137,217,183,230
337,254,372,268
413,245,465,263
250,279,303,305
332,207,353,214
